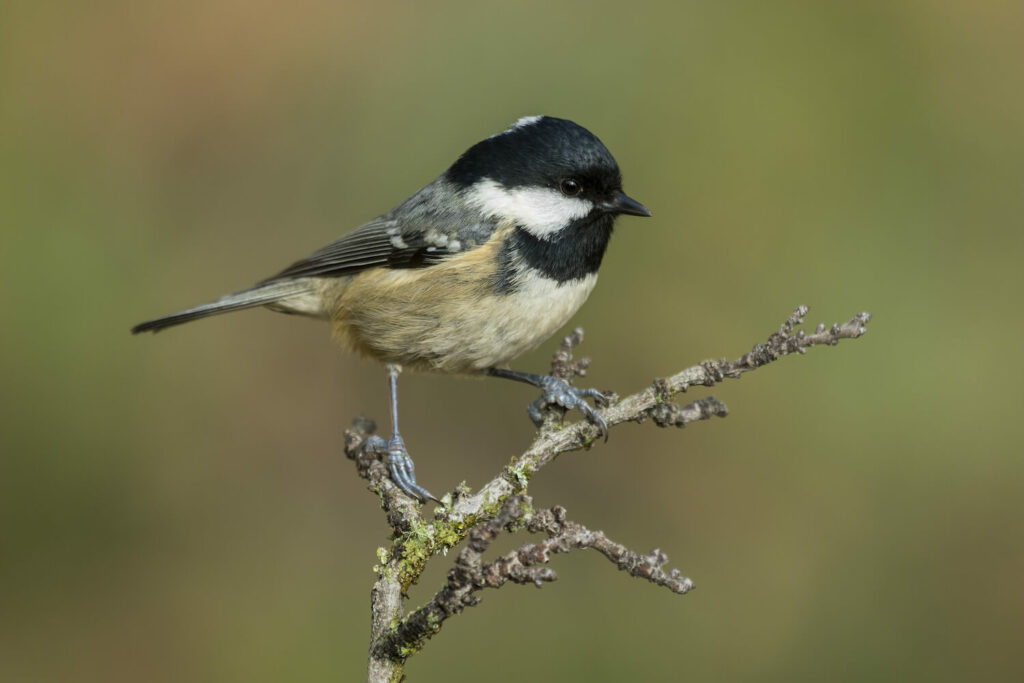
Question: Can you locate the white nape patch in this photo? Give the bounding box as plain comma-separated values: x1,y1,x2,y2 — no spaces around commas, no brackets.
490,115,543,138
509,115,543,130
466,178,593,239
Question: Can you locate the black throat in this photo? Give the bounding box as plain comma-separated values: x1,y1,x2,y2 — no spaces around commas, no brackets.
495,213,614,292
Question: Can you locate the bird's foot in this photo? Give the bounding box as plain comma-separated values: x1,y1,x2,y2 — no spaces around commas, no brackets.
369,433,440,503
528,375,609,440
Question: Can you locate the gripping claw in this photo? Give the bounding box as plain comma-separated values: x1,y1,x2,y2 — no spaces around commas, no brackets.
528,375,609,440
385,434,440,503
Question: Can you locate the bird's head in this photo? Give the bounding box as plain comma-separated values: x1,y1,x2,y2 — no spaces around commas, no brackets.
446,116,651,240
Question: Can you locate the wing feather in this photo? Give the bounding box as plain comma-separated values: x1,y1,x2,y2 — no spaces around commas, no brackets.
260,181,501,284
260,219,414,282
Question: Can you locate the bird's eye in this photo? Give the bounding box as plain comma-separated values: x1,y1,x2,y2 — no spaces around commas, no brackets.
559,178,582,197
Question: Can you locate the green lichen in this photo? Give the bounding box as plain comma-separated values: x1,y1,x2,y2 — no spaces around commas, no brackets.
426,611,442,630
504,461,532,491
391,517,470,591
376,486,523,592
381,605,447,661
431,519,468,550
475,491,510,523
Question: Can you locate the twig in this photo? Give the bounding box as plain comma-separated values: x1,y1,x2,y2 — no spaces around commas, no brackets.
344,305,871,681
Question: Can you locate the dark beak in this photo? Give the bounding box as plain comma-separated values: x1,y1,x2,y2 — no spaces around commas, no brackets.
602,190,652,217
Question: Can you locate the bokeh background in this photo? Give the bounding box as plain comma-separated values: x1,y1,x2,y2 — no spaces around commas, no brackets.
3,1,1023,681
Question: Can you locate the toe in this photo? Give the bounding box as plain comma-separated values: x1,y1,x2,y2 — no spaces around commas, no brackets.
576,401,609,441
579,387,608,402
385,446,438,504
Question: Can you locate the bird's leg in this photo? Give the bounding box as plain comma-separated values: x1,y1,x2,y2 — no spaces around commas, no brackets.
486,367,609,440
379,364,439,503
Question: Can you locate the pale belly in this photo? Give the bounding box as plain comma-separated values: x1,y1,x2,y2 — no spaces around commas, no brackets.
327,267,599,374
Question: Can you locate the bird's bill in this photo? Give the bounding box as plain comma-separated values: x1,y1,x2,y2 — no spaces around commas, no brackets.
603,191,652,217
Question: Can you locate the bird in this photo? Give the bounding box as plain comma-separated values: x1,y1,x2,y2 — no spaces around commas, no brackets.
132,115,651,502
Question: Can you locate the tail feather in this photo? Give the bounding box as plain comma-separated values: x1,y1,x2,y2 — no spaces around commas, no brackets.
131,281,312,334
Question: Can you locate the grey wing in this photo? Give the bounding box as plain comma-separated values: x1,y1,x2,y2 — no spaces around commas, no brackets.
260,219,414,282
261,193,500,283
260,219,459,283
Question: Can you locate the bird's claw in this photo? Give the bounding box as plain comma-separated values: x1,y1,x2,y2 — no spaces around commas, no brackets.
370,433,440,503
528,375,609,441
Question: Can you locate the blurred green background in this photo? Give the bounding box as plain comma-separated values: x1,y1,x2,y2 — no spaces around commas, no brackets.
3,1,1023,681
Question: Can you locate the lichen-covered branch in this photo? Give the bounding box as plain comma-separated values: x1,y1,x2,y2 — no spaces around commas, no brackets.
372,495,692,661
345,305,872,682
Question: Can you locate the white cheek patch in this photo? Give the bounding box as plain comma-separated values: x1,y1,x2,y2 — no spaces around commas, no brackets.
466,178,593,238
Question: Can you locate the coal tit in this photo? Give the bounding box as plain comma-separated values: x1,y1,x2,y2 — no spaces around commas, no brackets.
133,115,652,501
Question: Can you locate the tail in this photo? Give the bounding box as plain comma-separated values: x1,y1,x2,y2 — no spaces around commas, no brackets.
131,280,312,334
